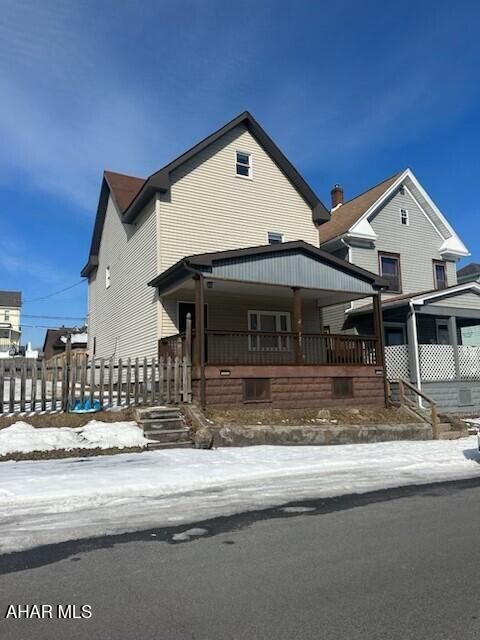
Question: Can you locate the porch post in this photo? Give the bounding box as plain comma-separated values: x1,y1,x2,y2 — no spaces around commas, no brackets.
372,293,388,407
194,275,206,409
406,305,422,407
292,287,303,363
448,315,460,380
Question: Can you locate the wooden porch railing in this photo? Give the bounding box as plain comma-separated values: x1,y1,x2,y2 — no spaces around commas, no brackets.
160,329,379,367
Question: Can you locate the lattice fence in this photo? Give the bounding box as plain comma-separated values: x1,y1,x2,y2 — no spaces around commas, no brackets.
458,345,480,380
419,344,455,381
385,345,410,381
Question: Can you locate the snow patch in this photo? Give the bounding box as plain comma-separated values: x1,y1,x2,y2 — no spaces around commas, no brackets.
0,420,151,456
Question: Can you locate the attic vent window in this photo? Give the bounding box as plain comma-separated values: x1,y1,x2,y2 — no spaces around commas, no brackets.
400,208,409,225
105,266,111,289
236,151,252,178
267,231,284,245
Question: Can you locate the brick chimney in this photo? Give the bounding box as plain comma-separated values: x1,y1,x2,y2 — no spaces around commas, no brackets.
331,184,344,210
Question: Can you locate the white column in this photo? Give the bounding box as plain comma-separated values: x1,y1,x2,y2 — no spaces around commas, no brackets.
407,304,422,406
448,315,460,379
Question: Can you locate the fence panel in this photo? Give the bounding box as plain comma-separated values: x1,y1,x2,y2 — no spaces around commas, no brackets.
0,355,192,416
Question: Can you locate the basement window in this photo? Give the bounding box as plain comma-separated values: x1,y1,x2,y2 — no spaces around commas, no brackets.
244,378,271,403
332,377,353,398
236,151,252,178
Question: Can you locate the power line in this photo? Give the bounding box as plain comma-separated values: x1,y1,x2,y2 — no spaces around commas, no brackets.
19,323,86,330
23,280,87,303
22,314,86,320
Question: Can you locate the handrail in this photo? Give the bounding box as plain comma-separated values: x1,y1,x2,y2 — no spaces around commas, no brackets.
397,377,439,440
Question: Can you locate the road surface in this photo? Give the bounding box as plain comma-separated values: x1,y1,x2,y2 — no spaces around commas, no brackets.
1,478,480,639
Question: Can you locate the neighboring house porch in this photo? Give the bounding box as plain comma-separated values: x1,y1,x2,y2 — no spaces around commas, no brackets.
148,241,388,408
348,282,480,412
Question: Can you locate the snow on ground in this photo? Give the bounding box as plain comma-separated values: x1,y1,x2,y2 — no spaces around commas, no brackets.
1,436,480,554
0,421,151,456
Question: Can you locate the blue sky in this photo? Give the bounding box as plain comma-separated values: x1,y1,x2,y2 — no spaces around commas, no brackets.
1,0,480,347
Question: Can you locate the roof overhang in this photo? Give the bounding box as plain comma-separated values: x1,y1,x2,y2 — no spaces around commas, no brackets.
148,240,388,297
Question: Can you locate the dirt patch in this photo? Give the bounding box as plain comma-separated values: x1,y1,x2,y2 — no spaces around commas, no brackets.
0,407,136,430
0,445,144,463
204,405,421,427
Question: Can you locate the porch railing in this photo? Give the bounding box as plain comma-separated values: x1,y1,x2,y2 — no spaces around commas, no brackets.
160,329,379,366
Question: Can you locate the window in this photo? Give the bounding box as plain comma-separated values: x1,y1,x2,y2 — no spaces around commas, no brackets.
248,310,291,351
236,151,252,178
384,323,406,346
105,266,111,289
267,231,284,245
244,378,271,403
433,260,447,290
379,252,402,293
400,208,409,225
332,377,353,398
436,320,450,345
4,310,10,322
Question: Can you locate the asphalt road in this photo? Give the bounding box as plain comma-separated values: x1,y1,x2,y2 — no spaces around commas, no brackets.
1,478,480,640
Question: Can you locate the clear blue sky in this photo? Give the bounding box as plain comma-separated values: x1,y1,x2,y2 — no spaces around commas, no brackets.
1,0,479,347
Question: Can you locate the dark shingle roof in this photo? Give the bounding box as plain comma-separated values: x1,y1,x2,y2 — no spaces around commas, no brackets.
104,170,145,213
0,291,21,307
319,172,403,244
457,262,480,277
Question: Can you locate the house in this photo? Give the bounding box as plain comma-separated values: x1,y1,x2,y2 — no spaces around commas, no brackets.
82,111,388,408
42,327,88,362
320,169,480,413
457,262,480,285
0,291,21,355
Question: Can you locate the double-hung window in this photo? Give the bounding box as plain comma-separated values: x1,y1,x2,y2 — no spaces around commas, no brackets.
248,310,291,351
236,151,252,178
379,252,402,293
400,208,409,225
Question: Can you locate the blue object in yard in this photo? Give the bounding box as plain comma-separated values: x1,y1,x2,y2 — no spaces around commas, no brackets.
69,398,103,414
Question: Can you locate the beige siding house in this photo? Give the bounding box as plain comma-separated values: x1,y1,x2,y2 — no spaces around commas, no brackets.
82,111,388,408
320,169,480,413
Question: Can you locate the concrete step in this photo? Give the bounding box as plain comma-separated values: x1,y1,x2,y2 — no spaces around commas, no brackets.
437,423,453,433
146,429,192,444
438,431,469,440
136,407,181,420
140,417,185,430
146,440,194,450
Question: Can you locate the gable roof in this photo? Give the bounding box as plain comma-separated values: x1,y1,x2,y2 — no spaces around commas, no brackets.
0,291,21,308
81,111,330,277
148,239,388,294
458,262,480,278
320,172,403,244
104,170,145,213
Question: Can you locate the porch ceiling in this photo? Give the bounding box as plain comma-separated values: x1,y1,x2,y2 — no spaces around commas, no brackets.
162,277,370,307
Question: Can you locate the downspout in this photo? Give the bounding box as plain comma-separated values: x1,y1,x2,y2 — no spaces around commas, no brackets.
408,300,423,409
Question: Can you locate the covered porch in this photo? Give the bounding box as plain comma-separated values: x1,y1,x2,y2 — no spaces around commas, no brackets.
349,283,480,412
149,241,387,408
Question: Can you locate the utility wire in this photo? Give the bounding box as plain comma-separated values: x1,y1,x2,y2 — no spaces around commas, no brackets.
23,280,87,303
22,314,86,321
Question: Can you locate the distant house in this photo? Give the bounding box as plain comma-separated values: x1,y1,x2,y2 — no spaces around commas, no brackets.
457,262,480,284
0,291,21,354
42,327,88,362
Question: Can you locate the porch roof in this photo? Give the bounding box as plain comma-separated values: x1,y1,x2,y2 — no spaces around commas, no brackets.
348,282,480,318
148,240,387,298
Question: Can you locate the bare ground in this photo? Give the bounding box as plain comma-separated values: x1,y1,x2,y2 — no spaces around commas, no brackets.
0,407,136,430
204,405,421,427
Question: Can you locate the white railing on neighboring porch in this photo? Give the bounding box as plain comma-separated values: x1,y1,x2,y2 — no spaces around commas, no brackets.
386,343,480,382
385,345,410,381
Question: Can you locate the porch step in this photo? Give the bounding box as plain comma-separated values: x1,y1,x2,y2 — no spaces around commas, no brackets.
146,428,192,444
146,441,194,450
136,407,181,421
140,417,185,430
438,430,469,440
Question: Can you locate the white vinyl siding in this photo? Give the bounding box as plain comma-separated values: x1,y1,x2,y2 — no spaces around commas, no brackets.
427,291,480,310
350,189,457,303
87,195,159,361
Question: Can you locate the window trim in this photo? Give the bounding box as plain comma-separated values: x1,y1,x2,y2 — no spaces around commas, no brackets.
248,310,291,351
266,231,284,245
378,251,402,293
433,260,448,290
400,208,409,226
235,150,252,179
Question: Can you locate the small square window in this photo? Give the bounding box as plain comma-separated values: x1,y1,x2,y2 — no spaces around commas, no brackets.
400,208,409,225
332,377,353,398
244,378,271,402
105,266,111,289
267,231,283,245
236,151,252,178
